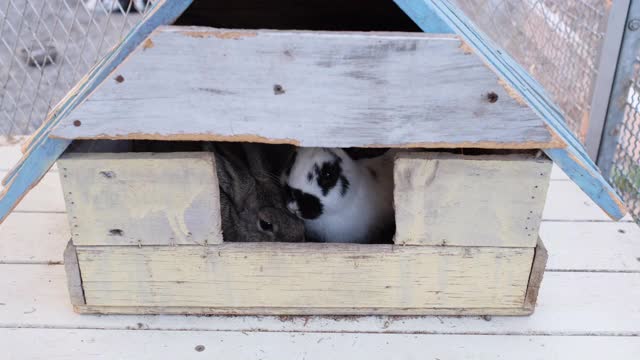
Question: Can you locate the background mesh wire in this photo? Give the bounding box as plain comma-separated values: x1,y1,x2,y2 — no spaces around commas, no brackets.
611,58,640,223
0,0,153,137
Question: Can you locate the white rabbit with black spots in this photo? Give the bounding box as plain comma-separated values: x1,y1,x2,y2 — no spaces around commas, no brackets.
284,148,395,244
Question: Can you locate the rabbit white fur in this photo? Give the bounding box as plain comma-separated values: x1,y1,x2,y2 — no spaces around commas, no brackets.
284,148,395,244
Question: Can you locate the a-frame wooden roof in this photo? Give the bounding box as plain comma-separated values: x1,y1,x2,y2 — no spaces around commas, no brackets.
0,0,626,223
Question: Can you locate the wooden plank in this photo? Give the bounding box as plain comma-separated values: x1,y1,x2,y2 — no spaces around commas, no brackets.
75,243,534,310
0,138,27,171
1,264,639,334
394,152,550,247
523,239,547,311
2,329,639,360
76,240,546,316
0,213,69,263
550,164,569,180
0,0,194,224
541,221,640,272
3,215,638,272
0,171,65,213
58,152,222,246
50,27,558,149
0,139,69,225
15,0,193,166
543,181,634,221
0,140,57,172
399,0,627,220
63,241,85,305
544,148,627,220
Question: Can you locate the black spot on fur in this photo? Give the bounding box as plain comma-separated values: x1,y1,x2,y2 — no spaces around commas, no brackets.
307,172,313,183
339,175,350,196
286,185,323,220
315,156,343,196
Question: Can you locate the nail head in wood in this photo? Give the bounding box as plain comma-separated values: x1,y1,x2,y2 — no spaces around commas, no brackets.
273,84,285,95
487,92,498,103
73,120,81,127
114,75,125,83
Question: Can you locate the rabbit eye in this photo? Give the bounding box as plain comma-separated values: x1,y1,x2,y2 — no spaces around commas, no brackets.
258,219,274,232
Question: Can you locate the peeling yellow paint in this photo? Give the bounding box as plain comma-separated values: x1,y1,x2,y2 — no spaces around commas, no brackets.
142,38,154,50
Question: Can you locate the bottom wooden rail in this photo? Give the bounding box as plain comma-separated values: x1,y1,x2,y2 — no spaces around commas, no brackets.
65,239,547,316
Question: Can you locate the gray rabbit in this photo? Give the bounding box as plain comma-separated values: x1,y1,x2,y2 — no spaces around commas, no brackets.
206,142,305,243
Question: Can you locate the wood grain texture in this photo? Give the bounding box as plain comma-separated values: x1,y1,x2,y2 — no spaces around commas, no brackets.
542,181,634,221
399,0,627,219
3,264,639,334
0,213,69,264
393,152,551,247
541,221,640,272
75,243,534,311
4,214,638,272
524,239,547,311
50,27,557,149
4,329,639,360
58,152,222,246
63,240,85,305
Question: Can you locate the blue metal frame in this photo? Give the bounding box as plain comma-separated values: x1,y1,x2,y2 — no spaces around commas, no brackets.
400,0,626,219
597,0,640,179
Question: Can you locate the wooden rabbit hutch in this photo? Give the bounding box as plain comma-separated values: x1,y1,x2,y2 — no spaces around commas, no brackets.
0,0,627,316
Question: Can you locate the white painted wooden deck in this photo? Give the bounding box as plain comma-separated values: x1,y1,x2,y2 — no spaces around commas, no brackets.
0,139,639,359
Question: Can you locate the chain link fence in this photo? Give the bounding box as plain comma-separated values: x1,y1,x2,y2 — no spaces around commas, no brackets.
0,0,153,137
598,0,640,224
452,0,610,142
610,63,640,223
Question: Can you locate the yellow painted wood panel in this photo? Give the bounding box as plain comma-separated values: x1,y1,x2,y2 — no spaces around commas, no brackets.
58,152,222,246
394,152,551,247
77,243,534,309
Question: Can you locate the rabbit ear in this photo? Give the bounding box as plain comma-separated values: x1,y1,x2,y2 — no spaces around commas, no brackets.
241,143,266,175
343,147,390,160
213,144,255,208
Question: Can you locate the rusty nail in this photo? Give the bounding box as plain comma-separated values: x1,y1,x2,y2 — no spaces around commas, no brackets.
487,92,499,103
115,75,125,83
73,120,81,127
